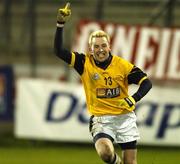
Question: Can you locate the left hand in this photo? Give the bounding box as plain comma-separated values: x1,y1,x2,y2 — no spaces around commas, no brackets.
118,96,136,112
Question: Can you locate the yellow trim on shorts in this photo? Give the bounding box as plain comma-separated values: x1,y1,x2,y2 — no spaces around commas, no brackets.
69,52,75,67
138,76,147,85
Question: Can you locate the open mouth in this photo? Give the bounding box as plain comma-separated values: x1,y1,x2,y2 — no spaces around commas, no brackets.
97,51,106,57
98,53,105,57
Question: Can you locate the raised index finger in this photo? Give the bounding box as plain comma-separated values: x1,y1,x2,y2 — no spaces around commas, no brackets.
64,2,70,10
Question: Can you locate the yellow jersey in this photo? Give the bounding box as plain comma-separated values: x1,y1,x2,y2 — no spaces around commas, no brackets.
79,54,134,116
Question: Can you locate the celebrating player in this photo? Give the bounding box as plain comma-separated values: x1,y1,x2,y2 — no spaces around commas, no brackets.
54,3,152,164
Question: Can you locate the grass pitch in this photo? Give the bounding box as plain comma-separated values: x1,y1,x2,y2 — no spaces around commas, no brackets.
0,144,180,164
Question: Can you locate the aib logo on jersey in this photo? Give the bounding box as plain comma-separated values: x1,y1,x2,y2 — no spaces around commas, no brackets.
96,87,120,98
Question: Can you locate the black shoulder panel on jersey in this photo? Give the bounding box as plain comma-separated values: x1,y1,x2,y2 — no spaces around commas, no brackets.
73,52,86,75
128,66,147,84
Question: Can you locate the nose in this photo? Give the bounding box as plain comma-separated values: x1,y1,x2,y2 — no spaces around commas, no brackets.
100,48,103,52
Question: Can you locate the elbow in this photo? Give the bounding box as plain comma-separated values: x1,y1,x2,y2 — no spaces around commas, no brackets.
145,78,152,92
141,78,152,91
54,44,62,57
148,79,152,90
150,82,152,90
54,47,59,56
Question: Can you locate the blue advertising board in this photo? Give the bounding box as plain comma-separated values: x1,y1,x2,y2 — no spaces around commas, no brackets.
0,66,14,121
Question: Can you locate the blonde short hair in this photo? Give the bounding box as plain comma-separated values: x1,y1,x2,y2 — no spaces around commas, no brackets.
88,30,110,45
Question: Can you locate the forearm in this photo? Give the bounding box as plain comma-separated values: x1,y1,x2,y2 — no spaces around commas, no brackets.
54,27,71,64
132,79,152,102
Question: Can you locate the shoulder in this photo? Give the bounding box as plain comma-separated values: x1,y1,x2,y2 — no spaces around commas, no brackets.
73,52,86,58
67,51,86,75
112,55,134,75
113,55,133,66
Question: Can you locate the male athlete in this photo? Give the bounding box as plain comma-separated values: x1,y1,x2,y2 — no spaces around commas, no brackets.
54,3,152,164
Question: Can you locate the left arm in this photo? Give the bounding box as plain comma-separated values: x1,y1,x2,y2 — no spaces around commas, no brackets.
128,66,152,102
119,66,152,112
131,78,152,102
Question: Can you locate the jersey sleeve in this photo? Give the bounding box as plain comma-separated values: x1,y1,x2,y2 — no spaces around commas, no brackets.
128,66,152,102
128,66,147,85
70,52,85,75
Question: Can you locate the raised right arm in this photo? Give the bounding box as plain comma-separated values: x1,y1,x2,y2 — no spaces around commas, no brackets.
54,3,85,75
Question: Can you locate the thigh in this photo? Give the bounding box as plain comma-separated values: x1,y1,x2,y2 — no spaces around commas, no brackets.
122,149,137,164
119,139,137,163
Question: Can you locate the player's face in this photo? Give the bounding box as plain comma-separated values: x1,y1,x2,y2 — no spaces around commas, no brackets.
90,37,111,62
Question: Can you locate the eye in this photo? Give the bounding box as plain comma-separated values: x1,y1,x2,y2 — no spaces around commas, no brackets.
94,45,99,49
102,43,107,48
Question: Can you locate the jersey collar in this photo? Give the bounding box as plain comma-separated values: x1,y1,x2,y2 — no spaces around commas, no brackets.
93,53,113,70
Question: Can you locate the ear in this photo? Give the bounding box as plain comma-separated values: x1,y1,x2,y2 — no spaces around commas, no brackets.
108,42,111,51
88,44,93,54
